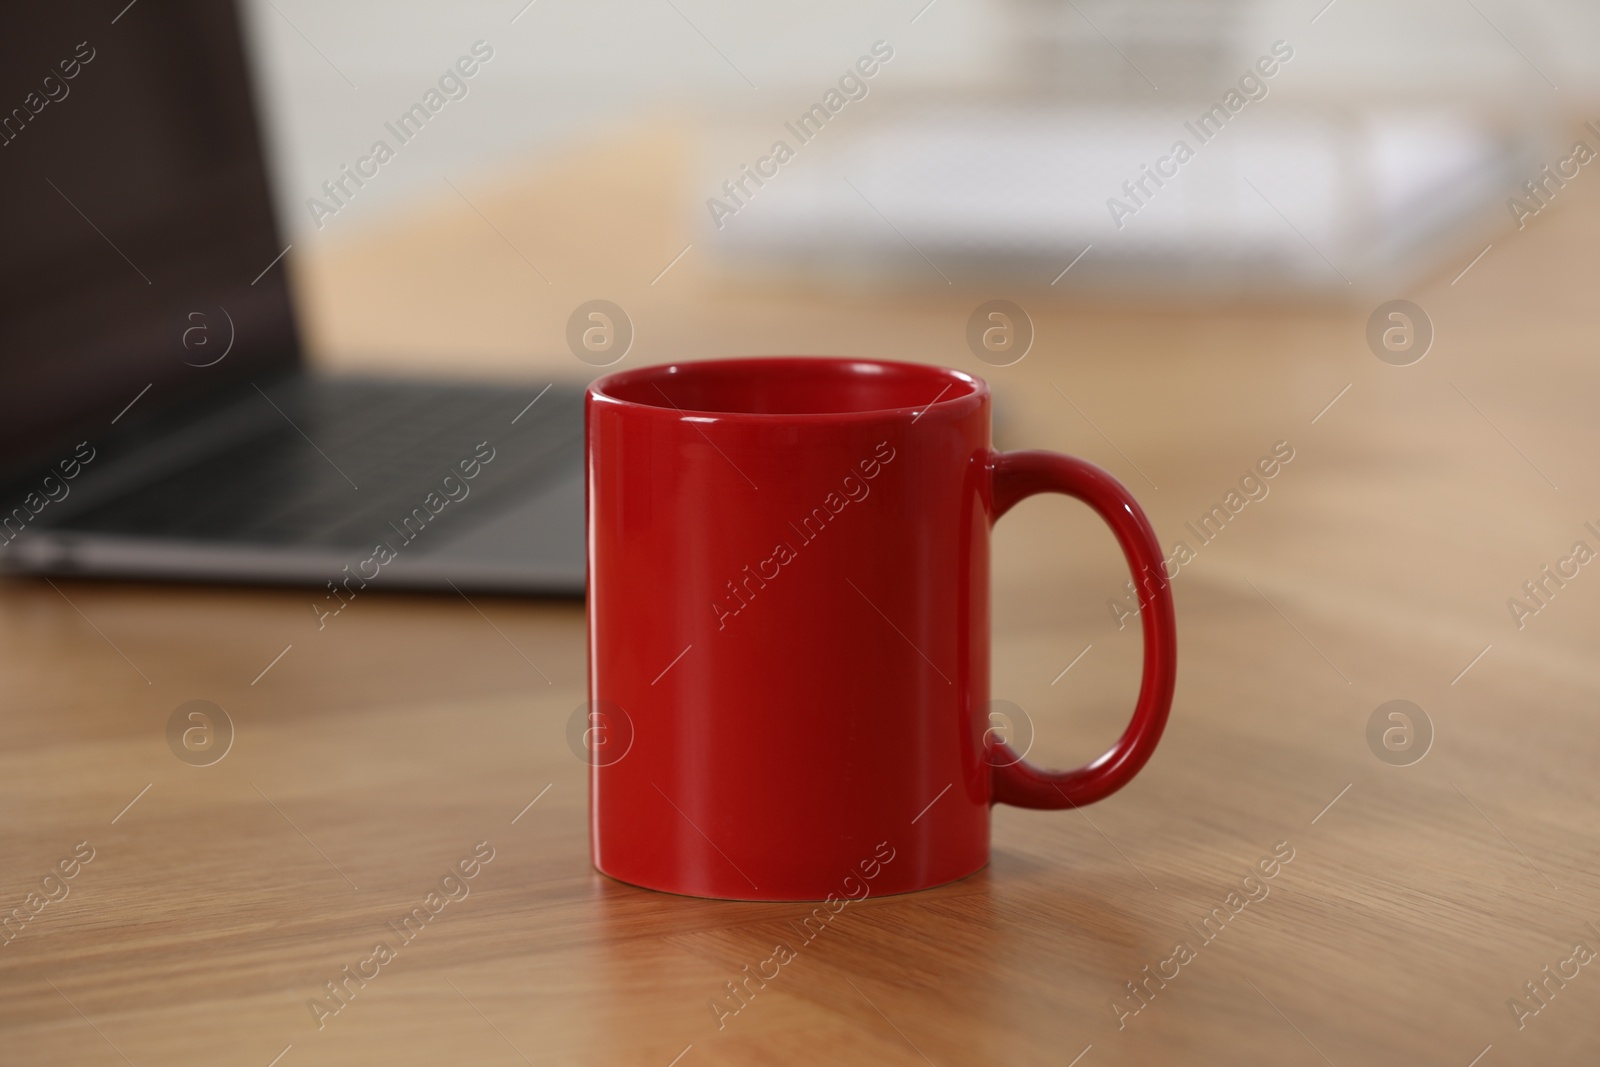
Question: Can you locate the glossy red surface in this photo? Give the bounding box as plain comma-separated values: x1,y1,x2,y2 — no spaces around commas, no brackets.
586,358,1177,901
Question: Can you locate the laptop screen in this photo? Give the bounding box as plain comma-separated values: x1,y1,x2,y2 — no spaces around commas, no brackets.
0,0,299,480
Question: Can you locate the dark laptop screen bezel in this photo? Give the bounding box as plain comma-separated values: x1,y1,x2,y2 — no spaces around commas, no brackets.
0,0,301,485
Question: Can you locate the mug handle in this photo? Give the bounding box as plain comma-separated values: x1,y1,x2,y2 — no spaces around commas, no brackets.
987,450,1178,808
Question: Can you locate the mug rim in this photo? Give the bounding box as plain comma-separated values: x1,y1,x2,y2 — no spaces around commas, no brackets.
587,356,988,423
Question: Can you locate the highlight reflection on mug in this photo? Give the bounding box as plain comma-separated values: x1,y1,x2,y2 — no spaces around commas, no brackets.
166,699,234,767
983,699,1036,767
566,700,634,767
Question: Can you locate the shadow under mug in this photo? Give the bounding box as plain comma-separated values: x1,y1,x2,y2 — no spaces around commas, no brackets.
585,357,1176,901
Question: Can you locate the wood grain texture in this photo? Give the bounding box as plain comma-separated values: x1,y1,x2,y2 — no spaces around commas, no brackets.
3,122,1599,1066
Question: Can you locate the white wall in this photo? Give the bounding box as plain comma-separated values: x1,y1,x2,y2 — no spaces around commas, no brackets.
242,0,1600,241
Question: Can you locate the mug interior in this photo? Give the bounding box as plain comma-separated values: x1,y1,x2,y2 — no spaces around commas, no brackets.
592,358,981,417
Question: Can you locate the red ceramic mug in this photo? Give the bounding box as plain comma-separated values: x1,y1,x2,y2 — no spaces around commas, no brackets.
586,357,1176,900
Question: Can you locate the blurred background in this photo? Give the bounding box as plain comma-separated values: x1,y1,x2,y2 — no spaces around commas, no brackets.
243,0,1598,374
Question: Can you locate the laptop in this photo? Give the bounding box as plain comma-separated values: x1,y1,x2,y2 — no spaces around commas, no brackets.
0,0,585,594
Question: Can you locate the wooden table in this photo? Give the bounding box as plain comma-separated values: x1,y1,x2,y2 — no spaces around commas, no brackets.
5,123,1599,1066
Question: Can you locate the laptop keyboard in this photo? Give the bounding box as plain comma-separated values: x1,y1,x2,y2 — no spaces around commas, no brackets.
54,378,584,548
